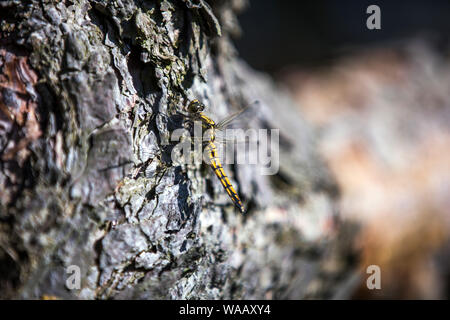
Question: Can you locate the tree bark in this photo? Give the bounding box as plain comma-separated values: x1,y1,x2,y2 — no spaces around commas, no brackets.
0,0,356,299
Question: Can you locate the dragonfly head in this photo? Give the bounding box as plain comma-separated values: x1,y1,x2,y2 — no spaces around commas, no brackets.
187,99,205,113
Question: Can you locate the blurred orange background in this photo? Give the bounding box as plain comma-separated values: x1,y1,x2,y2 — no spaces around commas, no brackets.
237,1,450,299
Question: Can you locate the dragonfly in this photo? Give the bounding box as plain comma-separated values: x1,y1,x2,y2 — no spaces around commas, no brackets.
183,99,255,214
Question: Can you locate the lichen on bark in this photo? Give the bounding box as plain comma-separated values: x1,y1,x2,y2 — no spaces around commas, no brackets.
0,0,356,299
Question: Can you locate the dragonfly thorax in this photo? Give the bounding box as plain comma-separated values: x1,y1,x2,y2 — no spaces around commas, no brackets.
186,99,217,140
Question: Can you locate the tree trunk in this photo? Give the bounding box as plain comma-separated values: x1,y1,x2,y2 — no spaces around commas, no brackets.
0,0,356,299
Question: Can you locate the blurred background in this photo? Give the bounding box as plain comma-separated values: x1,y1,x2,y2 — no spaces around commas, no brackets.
235,0,450,299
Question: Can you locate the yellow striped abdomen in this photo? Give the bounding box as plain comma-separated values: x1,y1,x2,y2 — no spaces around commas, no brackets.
205,141,244,213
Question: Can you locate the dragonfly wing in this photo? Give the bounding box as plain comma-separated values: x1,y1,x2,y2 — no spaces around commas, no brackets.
215,107,248,130
215,101,259,131
214,130,257,145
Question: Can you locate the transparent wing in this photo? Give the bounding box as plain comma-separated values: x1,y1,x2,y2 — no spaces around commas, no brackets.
178,101,260,145
214,130,256,145
189,132,253,145
215,107,249,131
215,101,259,131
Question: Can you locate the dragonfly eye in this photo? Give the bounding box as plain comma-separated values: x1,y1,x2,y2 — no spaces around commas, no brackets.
188,100,205,113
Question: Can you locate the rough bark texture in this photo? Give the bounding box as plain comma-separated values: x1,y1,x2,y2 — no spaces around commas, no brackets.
0,0,356,299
